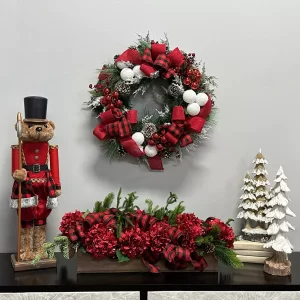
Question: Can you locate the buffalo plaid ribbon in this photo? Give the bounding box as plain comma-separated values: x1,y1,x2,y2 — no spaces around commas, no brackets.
106,117,131,138
140,43,184,79
142,250,161,273
162,227,207,272
68,209,118,242
68,222,86,242
85,208,118,228
165,106,206,148
93,109,145,159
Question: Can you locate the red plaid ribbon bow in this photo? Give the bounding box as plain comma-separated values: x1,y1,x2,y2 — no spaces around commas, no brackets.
163,227,207,271
140,43,185,79
142,226,207,273
68,222,86,243
127,210,157,231
93,109,144,158
165,106,206,147
84,208,118,229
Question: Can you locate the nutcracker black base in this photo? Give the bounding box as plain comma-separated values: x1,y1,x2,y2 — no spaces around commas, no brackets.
11,254,56,272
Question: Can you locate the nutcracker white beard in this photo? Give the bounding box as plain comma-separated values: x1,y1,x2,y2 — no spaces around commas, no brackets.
16,121,55,142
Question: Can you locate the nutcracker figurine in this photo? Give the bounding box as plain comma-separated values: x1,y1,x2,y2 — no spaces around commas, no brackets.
10,96,61,269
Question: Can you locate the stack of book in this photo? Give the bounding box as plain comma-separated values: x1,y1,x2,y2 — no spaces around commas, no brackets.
234,240,273,264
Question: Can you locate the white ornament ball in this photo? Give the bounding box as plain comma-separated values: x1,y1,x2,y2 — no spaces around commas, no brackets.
120,68,134,81
187,103,201,116
132,132,145,146
132,65,145,78
144,145,158,157
116,61,128,70
195,93,209,106
183,89,197,104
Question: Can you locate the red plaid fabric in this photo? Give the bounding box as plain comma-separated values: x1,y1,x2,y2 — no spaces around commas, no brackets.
136,212,157,230
163,68,176,79
11,170,56,200
68,221,86,242
154,54,170,70
141,48,153,64
106,118,132,138
142,250,161,273
84,209,117,229
191,252,208,272
168,227,183,244
180,133,193,148
167,123,184,140
125,211,157,230
162,228,208,272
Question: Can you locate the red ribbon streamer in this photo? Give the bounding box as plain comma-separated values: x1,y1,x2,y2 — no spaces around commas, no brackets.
93,108,144,158
139,43,184,78
165,106,206,147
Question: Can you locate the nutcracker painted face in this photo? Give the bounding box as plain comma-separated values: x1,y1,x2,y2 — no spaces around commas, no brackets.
16,121,55,142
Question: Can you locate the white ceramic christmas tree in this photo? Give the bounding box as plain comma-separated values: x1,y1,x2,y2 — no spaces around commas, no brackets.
239,149,272,241
237,172,265,235
264,166,296,276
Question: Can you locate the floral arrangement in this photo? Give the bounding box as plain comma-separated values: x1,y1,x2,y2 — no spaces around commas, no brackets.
34,189,242,272
85,33,217,171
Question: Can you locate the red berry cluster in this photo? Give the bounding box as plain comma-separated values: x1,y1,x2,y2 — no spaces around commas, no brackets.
147,126,175,153
183,68,202,90
100,89,123,109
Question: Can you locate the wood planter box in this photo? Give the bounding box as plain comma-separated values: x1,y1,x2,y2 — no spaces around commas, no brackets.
76,251,218,273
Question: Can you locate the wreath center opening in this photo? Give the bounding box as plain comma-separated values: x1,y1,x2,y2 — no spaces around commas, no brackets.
129,77,169,121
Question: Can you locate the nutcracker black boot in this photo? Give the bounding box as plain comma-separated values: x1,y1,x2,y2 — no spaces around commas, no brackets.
33,225,48,259
20,227,35,261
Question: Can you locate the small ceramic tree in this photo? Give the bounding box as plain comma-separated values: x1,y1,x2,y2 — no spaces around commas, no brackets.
237,172,263,237
241,149,272,241
264,166,296,276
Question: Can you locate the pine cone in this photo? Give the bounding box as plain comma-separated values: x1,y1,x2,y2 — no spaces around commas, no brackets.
168,83,184,98
142,123,157,139
204,243,215,254
115,81,131,97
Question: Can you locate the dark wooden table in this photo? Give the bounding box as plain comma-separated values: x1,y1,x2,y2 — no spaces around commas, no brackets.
0,253,299,299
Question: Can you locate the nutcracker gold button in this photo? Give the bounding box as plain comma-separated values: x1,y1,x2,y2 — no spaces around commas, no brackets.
34,149,39,154
34,156,39,160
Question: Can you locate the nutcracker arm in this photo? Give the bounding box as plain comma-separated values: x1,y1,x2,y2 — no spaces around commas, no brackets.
49,144,61,190
11,145,19,175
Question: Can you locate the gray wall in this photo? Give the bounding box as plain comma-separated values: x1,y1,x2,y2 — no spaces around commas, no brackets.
0,0,299,252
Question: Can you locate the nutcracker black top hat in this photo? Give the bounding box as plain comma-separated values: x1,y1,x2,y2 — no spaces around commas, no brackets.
23,96,48,123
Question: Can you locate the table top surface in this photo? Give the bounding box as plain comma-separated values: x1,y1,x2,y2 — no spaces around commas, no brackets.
0,252,299,292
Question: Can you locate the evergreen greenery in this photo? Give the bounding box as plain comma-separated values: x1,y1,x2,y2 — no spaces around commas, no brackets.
93,192,114,212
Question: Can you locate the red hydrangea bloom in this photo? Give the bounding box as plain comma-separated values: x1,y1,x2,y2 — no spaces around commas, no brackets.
59,210,83,237
176,213,205,252
206,218,235,248
149,221,171,253
119,226,150,259
84,223,117,259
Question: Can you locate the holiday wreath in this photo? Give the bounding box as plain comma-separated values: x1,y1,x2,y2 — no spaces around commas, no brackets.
33,189,242,273
85,33,217,170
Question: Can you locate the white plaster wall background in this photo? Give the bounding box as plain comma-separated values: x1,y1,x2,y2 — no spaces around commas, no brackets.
0,292,139,300
148,292,300,300
0,0,299,252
